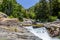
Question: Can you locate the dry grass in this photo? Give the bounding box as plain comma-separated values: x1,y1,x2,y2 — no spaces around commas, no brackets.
0,26,19,32
22,24,44,27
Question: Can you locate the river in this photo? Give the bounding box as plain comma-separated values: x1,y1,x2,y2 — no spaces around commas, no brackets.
24,26,60,40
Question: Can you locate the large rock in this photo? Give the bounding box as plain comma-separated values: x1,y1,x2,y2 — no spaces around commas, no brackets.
0,12,7,18
0,17,42,40
0,18,20,26
44,22,60,37
0,27,42,40
22,18,32,25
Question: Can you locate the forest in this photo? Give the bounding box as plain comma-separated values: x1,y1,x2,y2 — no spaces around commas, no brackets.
0,0,60,22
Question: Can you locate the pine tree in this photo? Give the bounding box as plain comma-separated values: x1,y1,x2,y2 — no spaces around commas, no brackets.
2,0,13,16
34,0,49,22
52,0,59,16
49,0,53,15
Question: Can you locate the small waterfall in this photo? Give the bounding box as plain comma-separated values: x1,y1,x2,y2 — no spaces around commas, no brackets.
25,26,52,40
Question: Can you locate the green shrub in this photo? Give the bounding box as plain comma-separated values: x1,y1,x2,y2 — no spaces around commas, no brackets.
48,16,57,22
8,15,14,18
29,12,36,19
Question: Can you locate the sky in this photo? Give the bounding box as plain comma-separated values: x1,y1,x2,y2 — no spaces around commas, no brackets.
16,0,39,9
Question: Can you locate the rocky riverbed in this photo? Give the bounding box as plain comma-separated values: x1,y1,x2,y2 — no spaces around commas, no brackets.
0,12,42,40
0,27,42,40
0,12,60,40
0,21,42,40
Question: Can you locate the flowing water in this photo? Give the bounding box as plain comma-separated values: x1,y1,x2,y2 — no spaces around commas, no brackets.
25,26,60,40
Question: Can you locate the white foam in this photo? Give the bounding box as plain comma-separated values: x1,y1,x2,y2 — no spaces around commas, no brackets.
25,26,52,40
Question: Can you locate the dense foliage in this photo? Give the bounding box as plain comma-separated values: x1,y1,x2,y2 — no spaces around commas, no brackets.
0,0,25,21
0,0,60,22
29,0,60,22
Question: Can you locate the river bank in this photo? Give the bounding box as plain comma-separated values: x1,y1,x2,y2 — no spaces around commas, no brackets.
0,12,60,40
0,12,42,40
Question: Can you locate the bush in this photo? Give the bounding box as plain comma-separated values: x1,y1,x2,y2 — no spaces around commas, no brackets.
48,16,57,22
29,12,36,19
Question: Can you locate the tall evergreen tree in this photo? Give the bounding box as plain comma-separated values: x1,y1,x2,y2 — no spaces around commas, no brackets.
2,0,13,16
34,0,49,22
49,0,53,15
52,0,59,16
0,0,24,21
